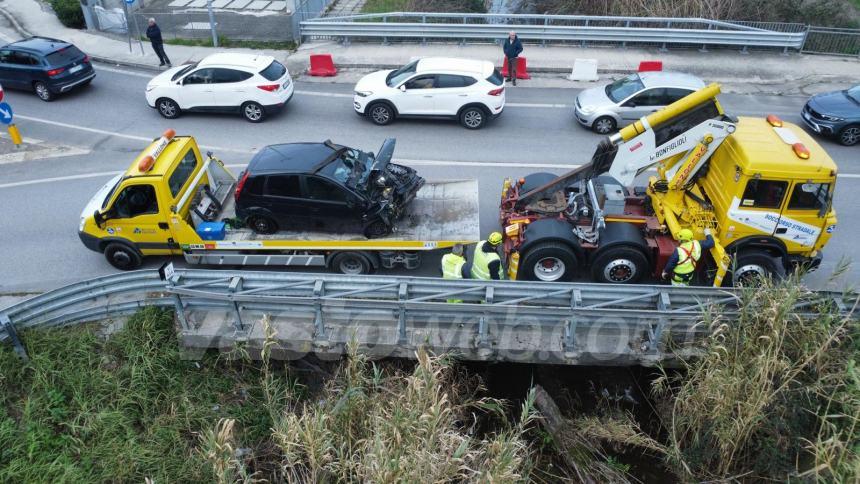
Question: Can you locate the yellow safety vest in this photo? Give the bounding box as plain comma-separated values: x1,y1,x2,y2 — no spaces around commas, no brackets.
471,241,504,280
673,240,702,279
441,253,466,279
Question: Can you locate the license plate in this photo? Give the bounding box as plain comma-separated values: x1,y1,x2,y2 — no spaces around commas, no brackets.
69,64,83,74
283,79,291,89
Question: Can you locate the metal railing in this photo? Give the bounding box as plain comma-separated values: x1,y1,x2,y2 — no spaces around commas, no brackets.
1,270,855,366
300,12,808,51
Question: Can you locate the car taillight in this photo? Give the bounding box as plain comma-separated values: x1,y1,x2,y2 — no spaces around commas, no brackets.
235,171,250,200
83,55,90,63
488,87,504,96
257,84,279,92
46,67,65,77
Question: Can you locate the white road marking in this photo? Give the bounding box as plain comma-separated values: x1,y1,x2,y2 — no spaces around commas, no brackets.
0,170,122,189
94,65,153,78
507,102,570,108
0,146,91,165
14,114,252,153
295,90,352,98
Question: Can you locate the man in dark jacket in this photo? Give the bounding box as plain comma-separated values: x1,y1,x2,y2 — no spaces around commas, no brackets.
502,31,523,85
146,18,171,67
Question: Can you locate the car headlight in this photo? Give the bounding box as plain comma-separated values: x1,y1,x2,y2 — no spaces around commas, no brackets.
355,90,372,97
146,84,156,92
578,104,595,115
79,216,86,232
820,113,844,122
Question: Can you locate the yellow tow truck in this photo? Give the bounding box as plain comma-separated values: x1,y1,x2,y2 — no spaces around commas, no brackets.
501,84,838,285
78,130,479,274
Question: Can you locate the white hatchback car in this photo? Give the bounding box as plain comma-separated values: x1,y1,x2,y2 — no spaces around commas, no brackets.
353,57,505,129
145,53,293,123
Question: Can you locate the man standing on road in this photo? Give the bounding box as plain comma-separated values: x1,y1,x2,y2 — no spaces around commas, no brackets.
661,228,715,286
146,18,172,67
471,232,506,280
441,243,468,303
503,31,523,86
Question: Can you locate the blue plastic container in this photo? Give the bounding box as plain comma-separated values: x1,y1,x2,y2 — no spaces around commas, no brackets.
196,221,226,241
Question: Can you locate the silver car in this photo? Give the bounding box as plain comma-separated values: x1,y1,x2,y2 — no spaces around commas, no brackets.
574,71,706,134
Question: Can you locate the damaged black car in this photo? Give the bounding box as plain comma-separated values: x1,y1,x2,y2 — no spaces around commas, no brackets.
234,138,425,238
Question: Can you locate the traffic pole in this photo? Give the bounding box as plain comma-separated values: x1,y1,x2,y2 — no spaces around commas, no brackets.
207,0,218,47
8,124,22,146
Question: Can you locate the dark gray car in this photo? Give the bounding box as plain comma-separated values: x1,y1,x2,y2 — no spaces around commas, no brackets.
801,85,860,146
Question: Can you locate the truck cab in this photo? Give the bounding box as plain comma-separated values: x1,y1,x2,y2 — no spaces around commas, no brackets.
700,116,836,278
79,131,201,268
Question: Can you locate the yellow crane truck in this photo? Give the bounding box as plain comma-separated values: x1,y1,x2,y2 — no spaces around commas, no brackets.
78,131,479,274
501,83,837,285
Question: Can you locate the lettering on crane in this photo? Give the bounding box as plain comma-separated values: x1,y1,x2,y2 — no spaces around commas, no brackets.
672,143,708,188
650,135,687,162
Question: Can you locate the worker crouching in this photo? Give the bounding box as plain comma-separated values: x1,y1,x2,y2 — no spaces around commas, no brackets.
662,228,715,286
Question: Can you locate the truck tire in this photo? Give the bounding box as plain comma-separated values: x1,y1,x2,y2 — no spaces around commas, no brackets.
590,246,648,284
330,252,373,275
520,172,557,193
729,250,786,286
104,242,142,270
519,242,579,282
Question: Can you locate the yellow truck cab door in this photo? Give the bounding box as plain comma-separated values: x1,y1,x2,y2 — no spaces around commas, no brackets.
727,178,789,238
102,182,173,255
776,181,833,251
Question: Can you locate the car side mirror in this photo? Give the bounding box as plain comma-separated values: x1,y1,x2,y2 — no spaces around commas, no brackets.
399,85,407,92
94,210,107,228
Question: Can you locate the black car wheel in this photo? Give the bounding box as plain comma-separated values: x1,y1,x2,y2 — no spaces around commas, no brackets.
242,102,265,123
157,98,180,119
460,106,487,129
592,116,616,135
33,81,53,102
368,103,394,125
104,243,142,270
364,220,392,239
838,125,860,146
248,215,278,234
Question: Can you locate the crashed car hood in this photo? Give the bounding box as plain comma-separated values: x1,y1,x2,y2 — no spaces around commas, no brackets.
369,138,395,176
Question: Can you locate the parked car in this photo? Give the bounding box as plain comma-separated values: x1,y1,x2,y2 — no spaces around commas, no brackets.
574,71,706,134
0,36,95,101
235,139,425,238
353,57,505,129
145,53,293,122
801,85,860,146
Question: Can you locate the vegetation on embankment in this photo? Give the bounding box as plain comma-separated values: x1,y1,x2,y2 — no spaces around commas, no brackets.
0,278,857,482
361,0,486,14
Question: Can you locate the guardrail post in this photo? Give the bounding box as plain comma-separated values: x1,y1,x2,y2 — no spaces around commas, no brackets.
461,16,467,46
168,274,191,331
542,17,548,47
476,286,494,358
622,20,630,48
1,314,28,361
660,21,670,52
581,19,588,48
383,15,388,45
422,15,427,45
312,279,328,346
700,24,711,52
397,283,408,345
647,290,671,352
228,276,245,332
563,289,582,357
740,44,749,55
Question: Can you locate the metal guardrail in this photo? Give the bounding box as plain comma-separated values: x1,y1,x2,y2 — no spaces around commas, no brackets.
1,270,855,366
300,12,808,51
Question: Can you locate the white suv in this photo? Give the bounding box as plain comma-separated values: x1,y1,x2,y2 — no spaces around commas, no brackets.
145,53,294,123
353,57,505,129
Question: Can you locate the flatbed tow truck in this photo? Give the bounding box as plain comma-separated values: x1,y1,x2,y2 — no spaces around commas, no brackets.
78,132,479,274
501,83,838,286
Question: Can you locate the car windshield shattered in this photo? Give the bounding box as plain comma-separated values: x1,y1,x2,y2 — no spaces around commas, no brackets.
385,60,418,87
605,74,645,103
320,149,373,188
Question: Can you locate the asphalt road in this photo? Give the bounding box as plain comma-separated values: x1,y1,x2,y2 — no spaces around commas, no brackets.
0,64,858,293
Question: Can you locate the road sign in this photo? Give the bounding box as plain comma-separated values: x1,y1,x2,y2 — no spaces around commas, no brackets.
0,102,13,125
126,0,134,4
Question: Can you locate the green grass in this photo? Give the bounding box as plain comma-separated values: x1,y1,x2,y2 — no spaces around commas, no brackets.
360,0,410,14
0,307,276,482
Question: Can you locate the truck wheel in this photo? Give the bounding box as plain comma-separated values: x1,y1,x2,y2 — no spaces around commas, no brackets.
520,172,557,193
520,242,578,282
248,215,278,234
330,252,372,275
104,243,142,270
590,246,648,284
730,250,786,286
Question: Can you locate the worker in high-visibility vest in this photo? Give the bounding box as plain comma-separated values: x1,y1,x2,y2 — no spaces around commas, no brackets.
470,231,505,280
662,227,715,286
440,243,468,303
